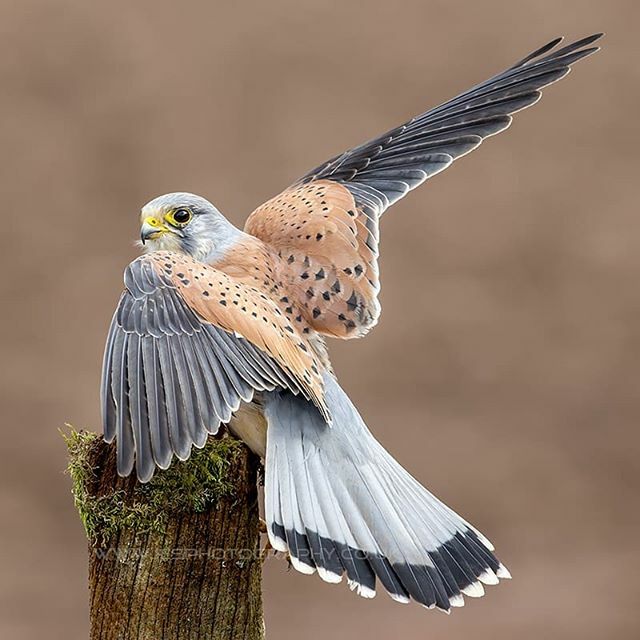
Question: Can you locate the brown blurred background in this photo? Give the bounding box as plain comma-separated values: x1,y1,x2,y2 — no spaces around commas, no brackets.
1,1,638,638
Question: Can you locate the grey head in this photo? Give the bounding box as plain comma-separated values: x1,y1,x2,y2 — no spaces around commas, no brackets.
139,192,243,262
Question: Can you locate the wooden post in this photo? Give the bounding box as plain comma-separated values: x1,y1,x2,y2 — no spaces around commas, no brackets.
65,430,264,640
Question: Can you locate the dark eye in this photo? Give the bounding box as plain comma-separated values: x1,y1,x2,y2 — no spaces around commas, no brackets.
172,208,192,224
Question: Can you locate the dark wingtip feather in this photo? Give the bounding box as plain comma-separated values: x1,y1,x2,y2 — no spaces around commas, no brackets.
511,36,564,68
553,32,604,55
523,33,604,68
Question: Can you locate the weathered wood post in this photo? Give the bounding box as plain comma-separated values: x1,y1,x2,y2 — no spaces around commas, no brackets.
65,430,264,640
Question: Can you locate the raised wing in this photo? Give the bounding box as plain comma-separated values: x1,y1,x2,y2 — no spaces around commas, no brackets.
246,34,601,338
101,251,328,482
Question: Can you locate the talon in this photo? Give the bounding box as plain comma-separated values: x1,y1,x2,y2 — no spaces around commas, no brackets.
258,517,268,534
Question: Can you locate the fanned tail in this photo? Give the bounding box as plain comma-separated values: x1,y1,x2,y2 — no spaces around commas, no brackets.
264,373,510,612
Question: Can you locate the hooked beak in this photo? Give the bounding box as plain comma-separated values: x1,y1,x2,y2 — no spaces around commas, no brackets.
140,217,169,244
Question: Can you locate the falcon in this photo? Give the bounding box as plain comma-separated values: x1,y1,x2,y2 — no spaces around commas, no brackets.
101,35,601,611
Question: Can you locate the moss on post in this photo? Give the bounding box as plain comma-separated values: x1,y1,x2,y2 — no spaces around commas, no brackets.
65,429,264,640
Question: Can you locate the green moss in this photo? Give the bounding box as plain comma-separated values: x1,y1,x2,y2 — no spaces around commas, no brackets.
63,427,244,544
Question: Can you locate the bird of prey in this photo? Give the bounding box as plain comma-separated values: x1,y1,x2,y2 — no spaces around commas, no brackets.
101,34,601,611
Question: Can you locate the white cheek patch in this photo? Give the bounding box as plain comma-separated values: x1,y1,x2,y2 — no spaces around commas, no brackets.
138,234,184,253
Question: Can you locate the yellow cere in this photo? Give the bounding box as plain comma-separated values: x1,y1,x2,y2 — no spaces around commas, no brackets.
143,216,166,229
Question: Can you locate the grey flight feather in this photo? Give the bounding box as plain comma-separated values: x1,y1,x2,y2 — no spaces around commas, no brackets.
264,373,510,610
296,34,602,219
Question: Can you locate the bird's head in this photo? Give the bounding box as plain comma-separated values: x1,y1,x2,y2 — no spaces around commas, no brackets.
138,192,240,262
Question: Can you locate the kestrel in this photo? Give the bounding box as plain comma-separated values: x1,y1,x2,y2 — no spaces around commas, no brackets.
101,35,601,611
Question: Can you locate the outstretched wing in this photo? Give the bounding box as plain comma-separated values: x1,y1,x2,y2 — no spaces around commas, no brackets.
101,251,328,482
246,34,601,339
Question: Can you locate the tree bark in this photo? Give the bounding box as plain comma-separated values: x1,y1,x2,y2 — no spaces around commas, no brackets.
66,431,264,640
